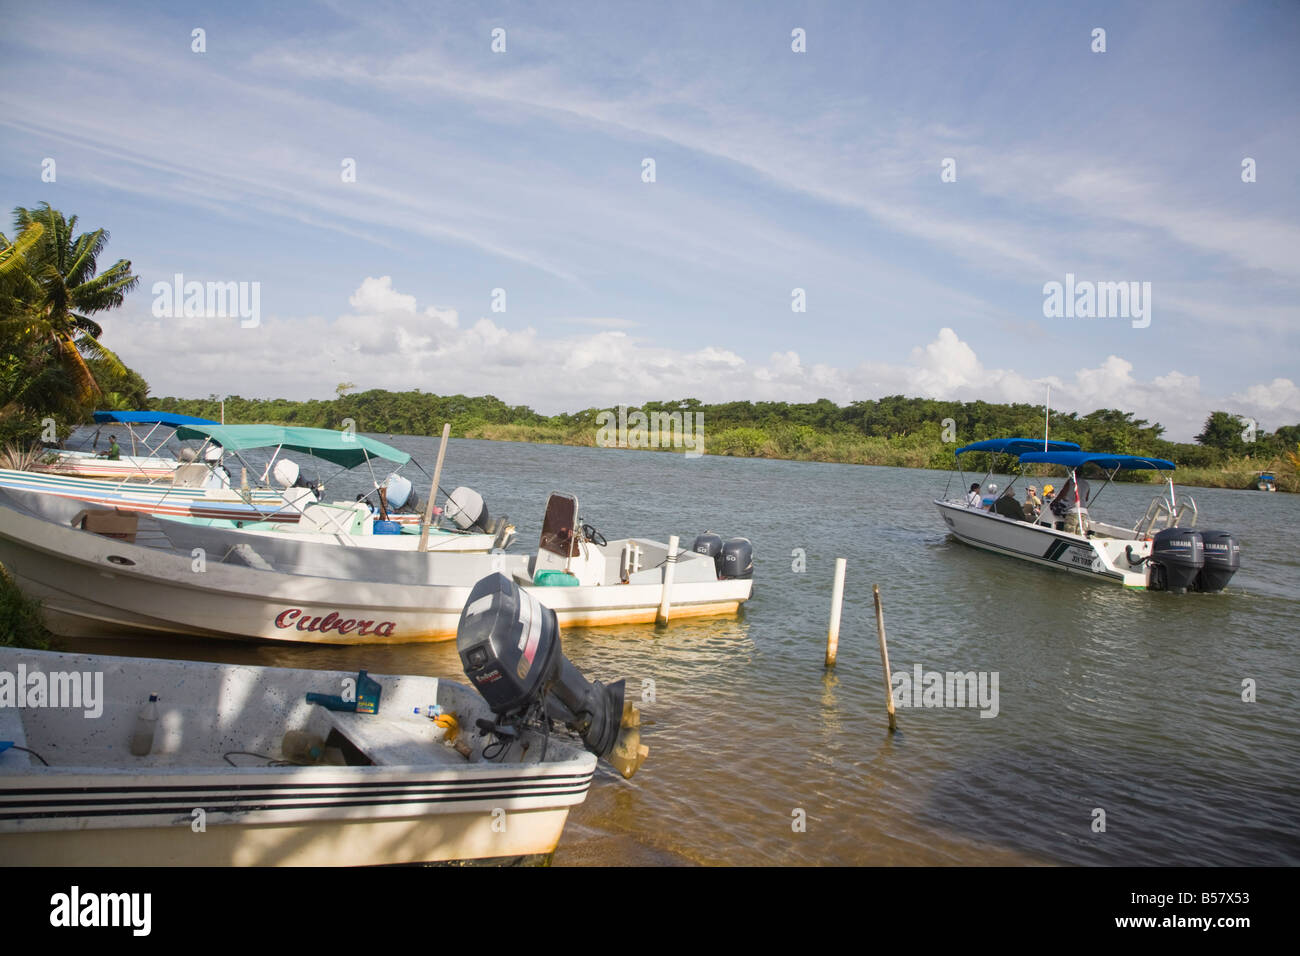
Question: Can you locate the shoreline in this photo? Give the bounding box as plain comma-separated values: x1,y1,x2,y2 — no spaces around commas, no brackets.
452,424,1297,494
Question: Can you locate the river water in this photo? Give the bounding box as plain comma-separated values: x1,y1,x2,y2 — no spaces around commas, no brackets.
55,434,1300,866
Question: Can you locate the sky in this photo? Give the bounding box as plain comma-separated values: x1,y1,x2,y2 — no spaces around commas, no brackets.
2,0,1297,441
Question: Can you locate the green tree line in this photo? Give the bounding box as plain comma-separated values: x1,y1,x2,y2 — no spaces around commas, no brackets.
151,390,1299,478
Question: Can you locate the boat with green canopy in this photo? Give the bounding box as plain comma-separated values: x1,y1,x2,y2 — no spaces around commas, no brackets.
0,423,512,554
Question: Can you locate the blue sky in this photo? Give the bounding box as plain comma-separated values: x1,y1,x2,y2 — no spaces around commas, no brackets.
2,0,1297,440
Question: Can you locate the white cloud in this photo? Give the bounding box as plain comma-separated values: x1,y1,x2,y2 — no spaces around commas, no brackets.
110,278,1299,442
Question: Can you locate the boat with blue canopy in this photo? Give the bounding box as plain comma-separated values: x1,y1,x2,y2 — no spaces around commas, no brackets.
31,410,220,481
935,439,1240,591
2,422,512,554
93,410,219,427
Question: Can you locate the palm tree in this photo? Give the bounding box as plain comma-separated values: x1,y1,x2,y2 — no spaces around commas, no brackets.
0,203,139,407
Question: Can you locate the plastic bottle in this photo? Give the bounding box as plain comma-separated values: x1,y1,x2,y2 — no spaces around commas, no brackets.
413,705,443,719
129,694,160,757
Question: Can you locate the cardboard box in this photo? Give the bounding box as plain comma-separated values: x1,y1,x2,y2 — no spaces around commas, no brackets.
74,508,139,544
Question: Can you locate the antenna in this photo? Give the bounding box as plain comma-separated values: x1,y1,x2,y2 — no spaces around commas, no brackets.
1044,385,1050,451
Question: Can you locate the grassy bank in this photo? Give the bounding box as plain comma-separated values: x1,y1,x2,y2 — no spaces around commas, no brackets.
150,391,1298,493
462,422,1295,492
0,564,50,649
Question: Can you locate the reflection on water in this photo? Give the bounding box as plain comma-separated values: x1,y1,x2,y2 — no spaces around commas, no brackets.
50,434,1300,865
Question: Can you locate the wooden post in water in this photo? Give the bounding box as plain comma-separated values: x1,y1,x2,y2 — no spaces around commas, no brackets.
656,535,679,625
873,584,897,732
824,557,846,668
418,423,451,553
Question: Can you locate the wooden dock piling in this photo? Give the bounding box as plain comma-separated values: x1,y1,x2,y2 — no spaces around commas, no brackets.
824,557,846,668
873,584,897,732
656,535,680,624
418,423,451,553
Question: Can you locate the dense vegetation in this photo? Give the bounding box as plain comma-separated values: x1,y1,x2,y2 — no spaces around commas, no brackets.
1,203,145,446
152,391,1300,491
1,203,144,646
0,566,49,649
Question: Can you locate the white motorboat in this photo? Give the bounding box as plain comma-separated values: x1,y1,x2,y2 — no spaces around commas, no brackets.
0,490,754,643
2,422,508,552
0,483,508,559
935,438,1241,592
33,411,216,480
0,629,643,865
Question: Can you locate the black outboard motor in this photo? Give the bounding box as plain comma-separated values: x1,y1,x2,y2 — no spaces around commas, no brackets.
456,573,647,778
1148,528,1205,593
692,532,724,577
1194,530,1240,592
720,537,754,579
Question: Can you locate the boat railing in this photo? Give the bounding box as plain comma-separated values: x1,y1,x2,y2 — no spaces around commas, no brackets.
1135,496,1172,536
1134,494,1198,536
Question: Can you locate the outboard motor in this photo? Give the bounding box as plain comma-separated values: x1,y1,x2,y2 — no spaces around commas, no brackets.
443,486,491,532
456,573,648,778
383,473,413,510
1148,528,1205,593
692,532,724,577
1194,530,1240,592
719,537,754,579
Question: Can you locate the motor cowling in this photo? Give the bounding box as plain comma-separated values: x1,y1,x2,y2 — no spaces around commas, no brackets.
692,532,724,577
456,574,647,778
1148,528,1204,593
443,486,490,532
383,473,413,510
719,537,754,579
1194,530,1240,593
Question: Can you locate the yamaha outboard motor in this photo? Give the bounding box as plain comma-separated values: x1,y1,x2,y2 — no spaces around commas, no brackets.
443,486,491,532
1194,530,1240,592
692,532,724,577
456,573,648,778
1148,528,1205,593
720,537,754,579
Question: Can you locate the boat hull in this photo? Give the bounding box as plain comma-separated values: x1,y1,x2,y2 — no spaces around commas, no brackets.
0,503,751,644
33,450,179,481
0,468,289,522
0,649,595,865
0,780,583,866
935,499,1150,588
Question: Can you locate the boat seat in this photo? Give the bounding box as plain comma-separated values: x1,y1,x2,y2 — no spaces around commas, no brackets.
992,496,1024,521
298,502,368,535
313,708,469,767
171,463,210,489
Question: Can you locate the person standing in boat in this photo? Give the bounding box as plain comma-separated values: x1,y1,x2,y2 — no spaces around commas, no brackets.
966,482,982,508
1022,484,1042,521
1050,476,1091,533
97,436,121,461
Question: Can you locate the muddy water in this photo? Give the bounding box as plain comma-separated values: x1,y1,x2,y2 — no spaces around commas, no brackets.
53,434,1300,865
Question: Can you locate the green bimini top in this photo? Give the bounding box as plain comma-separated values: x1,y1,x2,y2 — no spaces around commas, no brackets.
173,424,411,468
